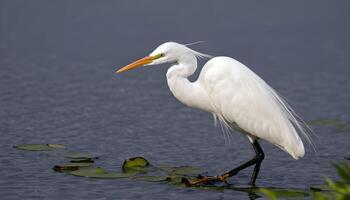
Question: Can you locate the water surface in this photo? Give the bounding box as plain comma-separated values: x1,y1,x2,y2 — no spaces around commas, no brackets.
0,1,349,199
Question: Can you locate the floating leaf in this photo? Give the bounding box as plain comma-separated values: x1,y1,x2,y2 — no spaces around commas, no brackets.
70,167,135,179
122,157,149,173
123,157,149,169
172,176,227,191
54,166,79,172
65,153,98,160
259,188,278,200
165,176,188,188
132,176,168,182
47,144,65,149
133,175,194,185
53,163,92,172
259,187,308,200
70,158,94,163
14,144,65,151
167,175,185,183
311,190,336,200
310,184,333,192
159,166,205,176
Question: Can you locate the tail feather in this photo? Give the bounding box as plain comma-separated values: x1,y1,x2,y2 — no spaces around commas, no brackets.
268,88,315,158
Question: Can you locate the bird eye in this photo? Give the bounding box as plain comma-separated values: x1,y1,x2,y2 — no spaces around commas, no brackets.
160,53,165,57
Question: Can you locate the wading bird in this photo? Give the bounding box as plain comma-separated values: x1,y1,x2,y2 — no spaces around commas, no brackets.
115,42,311,186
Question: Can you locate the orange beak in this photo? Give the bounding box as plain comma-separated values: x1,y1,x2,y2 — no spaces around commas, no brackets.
116,54,160,74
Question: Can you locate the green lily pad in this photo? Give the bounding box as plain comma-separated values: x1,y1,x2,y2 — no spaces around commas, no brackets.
65,153,98,160
53,163,92,172
54,165,80,172
132,176,169,182
48,144,66,149
259,187,309,199
70,158,94,163
122,157,149,173
311,190,336,200
165,175,205,189
14,144,66,151
159,166,205,176
70,167,136,179
310,184,333,192
123,157,149,169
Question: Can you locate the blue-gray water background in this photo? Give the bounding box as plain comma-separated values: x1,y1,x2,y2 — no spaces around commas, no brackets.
0,0,349,199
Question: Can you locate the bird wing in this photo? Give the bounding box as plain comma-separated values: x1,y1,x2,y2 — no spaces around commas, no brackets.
199,56,310,159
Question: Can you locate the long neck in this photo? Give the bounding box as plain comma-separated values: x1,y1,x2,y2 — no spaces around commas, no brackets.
166,54,212,112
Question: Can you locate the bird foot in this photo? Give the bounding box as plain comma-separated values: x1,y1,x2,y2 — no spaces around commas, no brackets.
182,173,230,186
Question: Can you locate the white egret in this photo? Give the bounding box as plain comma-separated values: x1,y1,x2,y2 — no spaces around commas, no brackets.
115,42,312,186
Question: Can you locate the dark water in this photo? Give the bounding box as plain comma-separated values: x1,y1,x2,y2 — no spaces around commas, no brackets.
1,1,349,199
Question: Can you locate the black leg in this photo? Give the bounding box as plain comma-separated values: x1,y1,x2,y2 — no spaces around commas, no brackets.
249,161,262,185
249,140,264,185
184,140,264,186
221,140,264,185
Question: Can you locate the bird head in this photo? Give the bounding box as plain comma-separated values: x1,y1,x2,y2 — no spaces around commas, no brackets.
115,42,211,73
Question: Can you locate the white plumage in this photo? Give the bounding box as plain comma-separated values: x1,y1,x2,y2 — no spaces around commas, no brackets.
159,42,309,159
199,56,305,159
116,41,312,185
